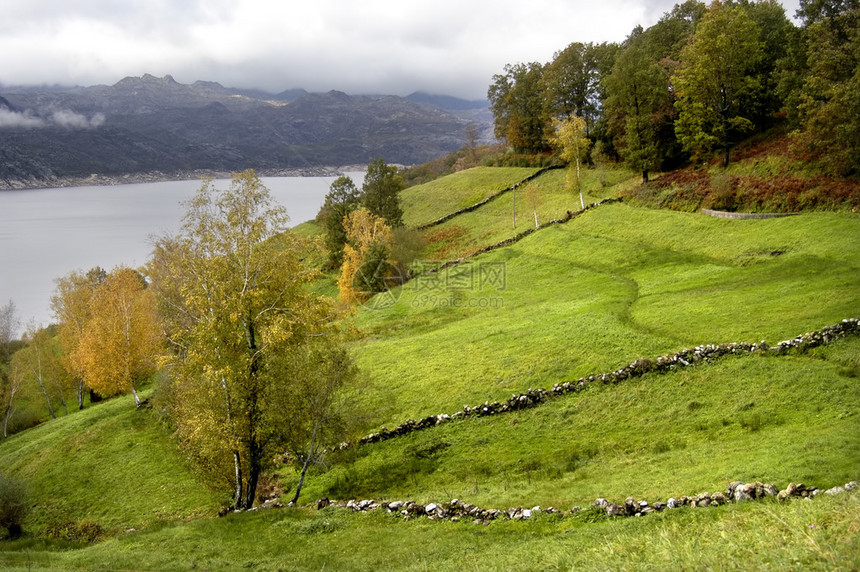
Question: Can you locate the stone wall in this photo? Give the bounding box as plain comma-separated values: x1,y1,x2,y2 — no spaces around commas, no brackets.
415,166,562,231
339,318,859,451
701,208,800,219
423,198,622,278
305,480,858,524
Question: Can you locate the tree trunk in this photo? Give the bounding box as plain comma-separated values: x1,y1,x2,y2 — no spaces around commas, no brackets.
291,427,320,505
3,403,11,437
642,170,649,184
240,313,263,510
292,454,314,505
723,146,731,168
33,355,56,419
77,381,85,410
233,451,244,509
52,378,68,415
131,386,141,408
575,157,585,210
244,457,261,510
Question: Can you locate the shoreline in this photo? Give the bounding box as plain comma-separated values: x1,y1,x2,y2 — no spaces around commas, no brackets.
0,165,368,191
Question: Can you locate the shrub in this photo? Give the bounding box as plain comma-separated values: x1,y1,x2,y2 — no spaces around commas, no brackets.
44,519,104,543
0,473,30,539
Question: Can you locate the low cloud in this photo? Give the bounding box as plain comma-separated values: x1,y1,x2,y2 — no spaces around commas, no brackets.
51,109,106,128
0,108,46,128
0,108,105,129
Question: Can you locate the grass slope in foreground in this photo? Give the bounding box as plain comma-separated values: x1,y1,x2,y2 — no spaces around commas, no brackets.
305,338,860,508
0,386,225,537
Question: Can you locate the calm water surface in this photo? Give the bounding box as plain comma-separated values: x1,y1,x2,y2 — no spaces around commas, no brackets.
0,173,363,330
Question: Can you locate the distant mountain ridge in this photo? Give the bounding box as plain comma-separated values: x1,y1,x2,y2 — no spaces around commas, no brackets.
0,75,492,188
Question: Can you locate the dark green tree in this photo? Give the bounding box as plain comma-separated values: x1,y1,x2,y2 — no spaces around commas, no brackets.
543,43,601,125
362,158,404,228
673,1,764,166
543,42,618,151
0,473,29,538
645,0,707,61
605,29,671,182
794,0,860,175
744,0,797,127
318,176,362,269
487,62,548,153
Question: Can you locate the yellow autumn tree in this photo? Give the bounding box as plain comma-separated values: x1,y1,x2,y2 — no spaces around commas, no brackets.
337,208,396,305
549,115,592,210
52,267,106,409
76,266,160,408
149,170,359,510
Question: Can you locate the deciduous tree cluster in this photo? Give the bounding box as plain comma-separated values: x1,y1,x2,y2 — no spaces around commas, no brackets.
53,266,159,409
488,0,860,176
318,158,404,270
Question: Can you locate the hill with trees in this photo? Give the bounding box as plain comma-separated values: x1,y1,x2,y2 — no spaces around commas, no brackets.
488,0,859,179
1,0,858,569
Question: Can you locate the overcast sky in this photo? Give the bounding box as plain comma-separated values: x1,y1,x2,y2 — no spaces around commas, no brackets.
0,0,801,100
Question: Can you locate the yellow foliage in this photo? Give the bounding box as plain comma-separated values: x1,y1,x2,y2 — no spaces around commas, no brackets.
76,267,159,405
337,208,395,305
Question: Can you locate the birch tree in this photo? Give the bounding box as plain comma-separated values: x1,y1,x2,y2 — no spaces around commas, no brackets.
76,267,159,408
52,268,106,409
151,170,356,510
549,116,592,209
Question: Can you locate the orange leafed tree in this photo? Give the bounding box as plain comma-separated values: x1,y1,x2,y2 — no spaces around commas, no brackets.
52,267,106,409
337,208,395,305
77,267,160,407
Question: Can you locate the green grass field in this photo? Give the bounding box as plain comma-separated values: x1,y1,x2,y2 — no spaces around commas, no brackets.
353,203,860,428
1,164,858,570
400,166,541,227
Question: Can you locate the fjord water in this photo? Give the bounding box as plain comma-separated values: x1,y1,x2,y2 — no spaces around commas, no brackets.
0,174,363,330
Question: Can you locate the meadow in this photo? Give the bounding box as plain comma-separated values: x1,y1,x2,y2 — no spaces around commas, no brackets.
1,162,858,570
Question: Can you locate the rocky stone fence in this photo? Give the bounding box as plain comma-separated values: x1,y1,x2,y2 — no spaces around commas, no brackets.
339,317,859,450
415,166,562,231
701,208,800,219
301,480,858,524
424,198,623,278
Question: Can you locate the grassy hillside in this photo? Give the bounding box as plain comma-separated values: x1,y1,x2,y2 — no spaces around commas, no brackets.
353,203,859,427
1,161,859,570
419,167,637,260
1,493,857,570
400,166,540,227
0,385,225,538
304,339,860,507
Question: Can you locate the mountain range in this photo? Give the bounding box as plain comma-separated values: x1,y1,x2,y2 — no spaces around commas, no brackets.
0,74,492,188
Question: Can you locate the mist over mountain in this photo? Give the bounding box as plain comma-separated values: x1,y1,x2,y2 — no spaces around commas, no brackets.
0,75,492,188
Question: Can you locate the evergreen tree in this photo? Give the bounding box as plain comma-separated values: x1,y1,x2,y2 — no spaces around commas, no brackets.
318,175,362,269
362,158,404,227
